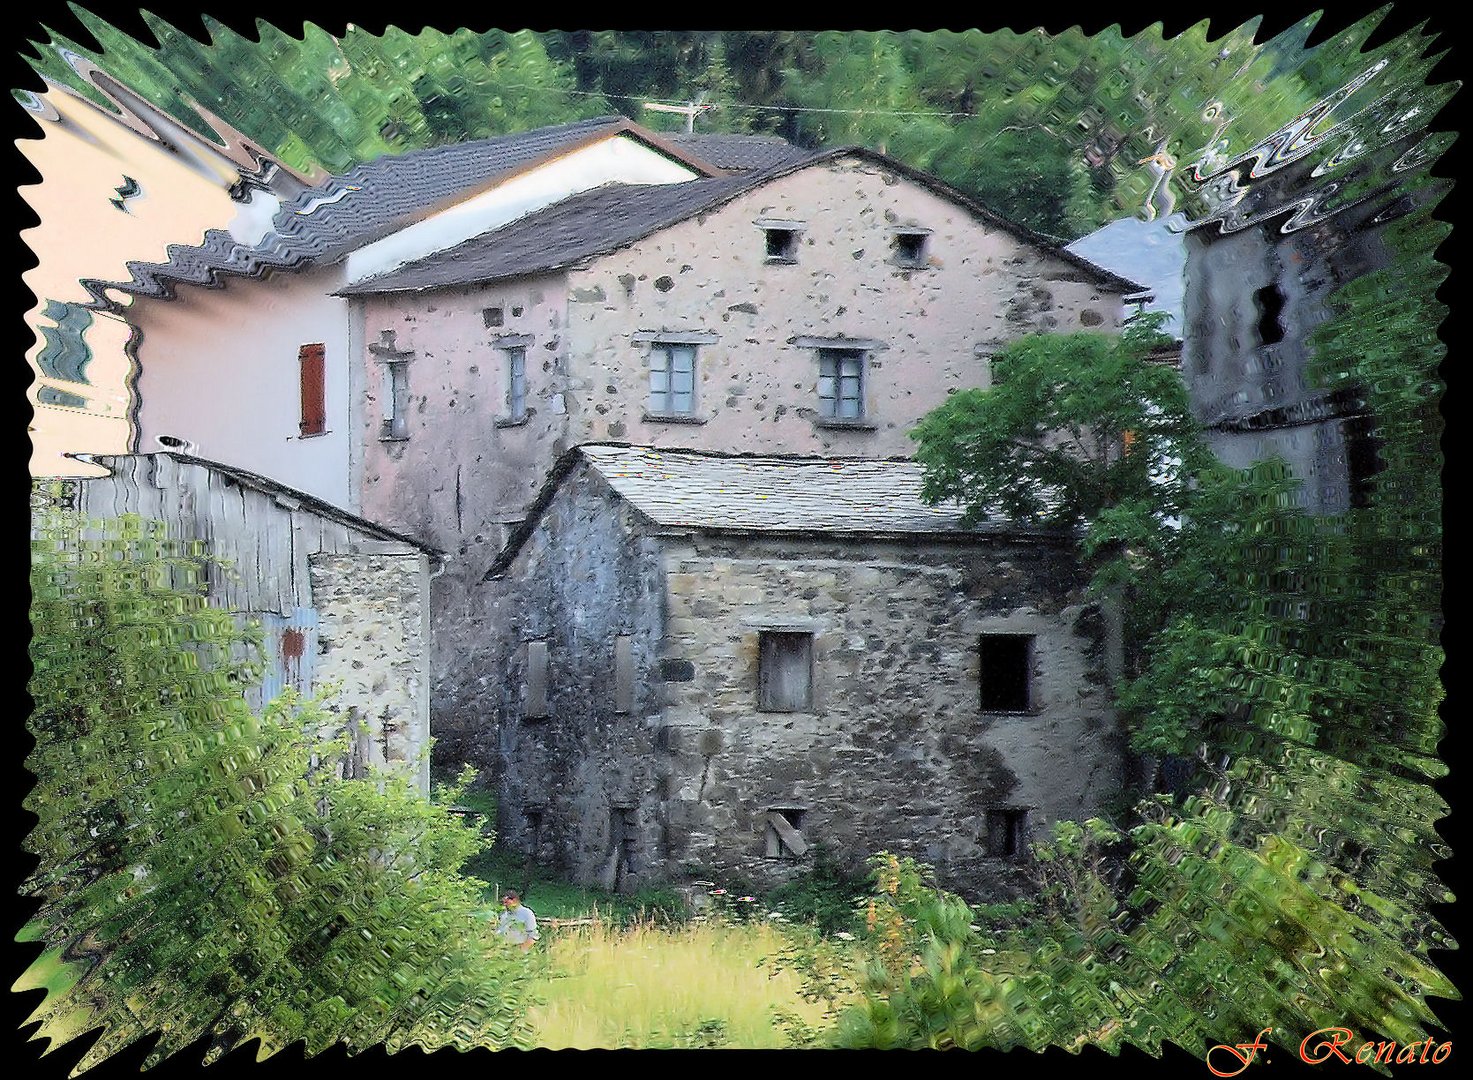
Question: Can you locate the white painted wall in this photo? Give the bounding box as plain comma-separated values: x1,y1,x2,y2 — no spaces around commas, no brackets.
344,134,700,285
134,264,355,510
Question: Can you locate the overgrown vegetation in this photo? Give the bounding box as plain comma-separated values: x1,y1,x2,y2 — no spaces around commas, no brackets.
22,507,534,1069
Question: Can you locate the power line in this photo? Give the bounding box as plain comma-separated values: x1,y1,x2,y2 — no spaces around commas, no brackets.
492,81,981,120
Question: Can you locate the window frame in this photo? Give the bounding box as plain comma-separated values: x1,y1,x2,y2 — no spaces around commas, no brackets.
978,633,1035,714
505,345,528,422
647,341,699,418
757,630,814,713
380,359,410,441
816,348,867,422
891,228,932,268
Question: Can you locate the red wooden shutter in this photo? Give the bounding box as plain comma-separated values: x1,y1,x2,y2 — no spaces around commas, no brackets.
299,343,325,435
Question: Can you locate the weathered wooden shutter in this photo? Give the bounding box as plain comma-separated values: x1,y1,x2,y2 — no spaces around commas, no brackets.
299,343,326,435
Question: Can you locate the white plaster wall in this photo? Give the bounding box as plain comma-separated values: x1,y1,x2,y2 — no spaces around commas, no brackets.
344,135,700,285
133,264,354,509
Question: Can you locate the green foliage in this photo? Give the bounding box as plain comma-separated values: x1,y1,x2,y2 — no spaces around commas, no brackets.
762,846,870,934
23,507,534,1070
912,311,1202,529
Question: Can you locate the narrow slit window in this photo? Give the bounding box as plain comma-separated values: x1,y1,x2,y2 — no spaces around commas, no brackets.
525,807,544,852
649,343,697,415
381,360,410,440
614,635,634,714
980,634,1033,712
759,631,813,712
505,346,527,421
525,640,549,719
610,807,636,877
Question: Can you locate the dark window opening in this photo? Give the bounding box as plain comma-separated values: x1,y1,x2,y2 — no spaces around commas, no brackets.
987,807,1029,860
1342,414,1384,510
482,306,504,328
610,807,636,883
759,631,813,712
765,228,798,261
980,634,1033,712
299,343,326,436
894,232,929,266
765,808,808,859
1254,283,1286,347
525,808,544,851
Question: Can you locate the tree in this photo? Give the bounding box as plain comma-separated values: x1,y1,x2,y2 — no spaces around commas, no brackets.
23,505,534,1070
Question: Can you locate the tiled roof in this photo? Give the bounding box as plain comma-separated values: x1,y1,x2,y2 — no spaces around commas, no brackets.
343,146,1148,297
1066,215,1185,332
86,116,674,306
660,131,809,172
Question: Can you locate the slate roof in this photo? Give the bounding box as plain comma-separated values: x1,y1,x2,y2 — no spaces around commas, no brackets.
85,116,713,308
342,146,1149,297
1066,215,1185,332
659,131,809,172
489,444,1071,577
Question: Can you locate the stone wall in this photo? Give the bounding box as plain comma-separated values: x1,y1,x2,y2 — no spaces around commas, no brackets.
493,462,1123,899
310,551,433,792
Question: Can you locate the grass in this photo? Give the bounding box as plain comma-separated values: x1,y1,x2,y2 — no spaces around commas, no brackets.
523,917,850,1049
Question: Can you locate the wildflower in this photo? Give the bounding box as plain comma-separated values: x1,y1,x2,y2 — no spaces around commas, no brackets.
736,895,756,903
691,880,716,888
710,888,727,896
835,931,855,941
982,948,997,955
766,912,785,920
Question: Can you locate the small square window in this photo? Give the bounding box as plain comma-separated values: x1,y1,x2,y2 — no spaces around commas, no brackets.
817,349,865,420
649,343,697,416
980,634,1032,712
893,231,929,267
483,306,504,328
987,807,1029,860
759,631,813,712
765,228,798,261
765,808,808,859
505,346,527,421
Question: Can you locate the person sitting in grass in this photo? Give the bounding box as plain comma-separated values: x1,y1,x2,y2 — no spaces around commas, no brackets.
497,890,540,951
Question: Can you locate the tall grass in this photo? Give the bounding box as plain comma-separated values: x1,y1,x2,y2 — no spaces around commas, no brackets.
525,917,847,1049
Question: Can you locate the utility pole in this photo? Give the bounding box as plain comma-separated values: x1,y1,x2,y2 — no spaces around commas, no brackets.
641,96,714,134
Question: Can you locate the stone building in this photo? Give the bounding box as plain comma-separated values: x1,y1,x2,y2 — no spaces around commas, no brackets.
50,452,439,791
338,145,1142,759
485,445,1122,897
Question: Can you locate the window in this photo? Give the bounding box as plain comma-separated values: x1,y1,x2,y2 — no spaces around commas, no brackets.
986,807,1029,860
524,807,545,852
649,343,697,416
979,634,1033,712
765,808,808,859
610,807,636,881
614,635,634,714
765,227,798,262
758,631,813,712
817,349,865,420
892,230,930,267
525,640,549,719
35,300,94,385
299,343,326,436
381,360,409,440
505,346,527,421
1254,283,1286,346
